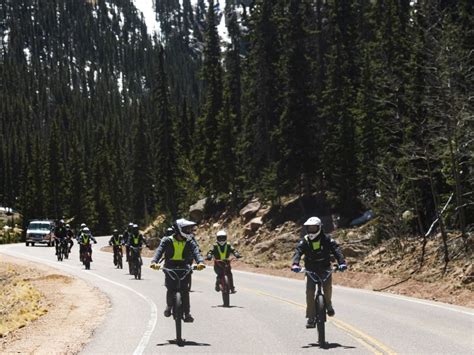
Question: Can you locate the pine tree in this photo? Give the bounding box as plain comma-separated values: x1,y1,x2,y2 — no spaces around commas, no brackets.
196,0,223,194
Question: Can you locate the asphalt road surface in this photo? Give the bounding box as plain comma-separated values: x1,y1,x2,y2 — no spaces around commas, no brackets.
1,238,473,354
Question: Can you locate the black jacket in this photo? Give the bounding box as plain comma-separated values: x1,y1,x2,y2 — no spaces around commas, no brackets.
152,235,203,268
54,226,67,239
292,233,345,270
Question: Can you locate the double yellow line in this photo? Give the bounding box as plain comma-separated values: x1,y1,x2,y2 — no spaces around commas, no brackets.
193,272,396,354
251,289,397,355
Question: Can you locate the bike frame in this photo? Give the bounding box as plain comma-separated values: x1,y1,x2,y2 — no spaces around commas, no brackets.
130,246,142,278
300,266,337,347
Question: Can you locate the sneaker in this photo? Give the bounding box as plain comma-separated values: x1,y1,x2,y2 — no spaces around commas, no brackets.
164,306,172,318
306,318,316,329
215,284,220,292
326,305,335,317
183,313,194,323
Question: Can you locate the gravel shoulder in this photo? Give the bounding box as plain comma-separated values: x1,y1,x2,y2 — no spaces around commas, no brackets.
0,254,110,354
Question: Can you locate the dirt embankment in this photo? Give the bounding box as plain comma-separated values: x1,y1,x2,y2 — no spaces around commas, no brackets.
0,255,109,354
139,201,473,308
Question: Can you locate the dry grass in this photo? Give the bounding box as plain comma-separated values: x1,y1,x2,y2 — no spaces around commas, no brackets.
0,264,48,337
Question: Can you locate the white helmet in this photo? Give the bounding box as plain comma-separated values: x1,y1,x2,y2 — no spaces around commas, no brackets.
175,218,196,239
216,230,227,246
83,227,90,233
304,217,322,240
80,223,87,228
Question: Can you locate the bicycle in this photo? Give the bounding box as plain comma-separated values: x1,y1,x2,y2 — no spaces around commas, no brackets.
299,266,338,348
56,239,68,261
214,259,235,307
80,244,92,270
112,244,123,269
129,246,142,280
161,266,198,346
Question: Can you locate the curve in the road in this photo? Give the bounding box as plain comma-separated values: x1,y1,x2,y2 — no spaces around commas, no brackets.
2,247,157,355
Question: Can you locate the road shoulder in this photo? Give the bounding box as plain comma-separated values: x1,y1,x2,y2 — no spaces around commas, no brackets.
0,254,110,354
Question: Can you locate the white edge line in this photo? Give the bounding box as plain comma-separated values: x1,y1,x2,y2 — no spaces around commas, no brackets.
0,247,158,355
225,267,474,316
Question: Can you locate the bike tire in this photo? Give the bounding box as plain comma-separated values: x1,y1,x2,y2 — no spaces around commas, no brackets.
174,292,183,345
222,275,230,307
137,264,141,280
315,294,326,346
118,256,123,269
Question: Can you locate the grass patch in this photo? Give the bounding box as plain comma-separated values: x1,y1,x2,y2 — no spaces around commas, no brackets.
0,265,48,337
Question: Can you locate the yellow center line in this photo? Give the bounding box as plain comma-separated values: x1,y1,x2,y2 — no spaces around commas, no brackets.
192,273,397,354
243,287,396,355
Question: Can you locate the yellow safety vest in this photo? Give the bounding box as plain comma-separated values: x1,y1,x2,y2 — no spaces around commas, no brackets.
171,237,185,261
132,235,139,246
113,236,121,246
82,234,90,245
305,236,320,250
218,243,228,260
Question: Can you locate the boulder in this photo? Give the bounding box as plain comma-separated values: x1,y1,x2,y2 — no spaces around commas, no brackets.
249,217,263,231
341,245,365,258
189,198,207,222
240,199,261,221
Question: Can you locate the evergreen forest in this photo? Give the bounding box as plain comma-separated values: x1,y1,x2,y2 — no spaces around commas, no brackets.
1,0,472,245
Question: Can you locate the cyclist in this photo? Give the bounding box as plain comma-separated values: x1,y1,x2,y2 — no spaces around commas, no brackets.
123,222,134,262
126,224,147,271
291,216,347,328
65,224,74,253
206,230,241,293
108,229,123,266
76,223,87,241
79,227,97,261
150,218,205,323
53,219,68,257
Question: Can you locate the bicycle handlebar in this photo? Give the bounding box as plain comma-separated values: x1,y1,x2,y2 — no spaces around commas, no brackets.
299,265,338,283
162,266,196,281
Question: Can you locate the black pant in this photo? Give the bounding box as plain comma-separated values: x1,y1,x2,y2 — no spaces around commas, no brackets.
165,272,191,314
214,263,235,290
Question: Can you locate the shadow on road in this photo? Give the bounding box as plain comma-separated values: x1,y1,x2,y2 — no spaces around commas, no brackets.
302,342,356,350
157,340,211,347
211,305,244,309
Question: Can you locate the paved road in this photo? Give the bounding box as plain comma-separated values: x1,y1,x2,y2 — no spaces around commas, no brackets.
1,238,473,354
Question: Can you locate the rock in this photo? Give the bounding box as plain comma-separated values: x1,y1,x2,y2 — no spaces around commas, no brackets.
272,252,281,260
212,222,220,228
402,210,414,221
341,246,365,258
240,199,261,221
369,246,386,258
189,198,207,222
249,217,263,231
346,231,358,239
146,237,161,249
254,240,273,253
243,225,254,237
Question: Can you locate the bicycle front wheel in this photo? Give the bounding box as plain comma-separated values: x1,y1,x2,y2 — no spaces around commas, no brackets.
315,294,326,346
174,292,183,344
222,275,230,307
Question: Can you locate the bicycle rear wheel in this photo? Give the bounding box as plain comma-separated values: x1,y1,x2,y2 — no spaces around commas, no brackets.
174,292,183,345
222,275,230,307
315,294,326,346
